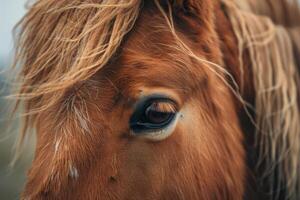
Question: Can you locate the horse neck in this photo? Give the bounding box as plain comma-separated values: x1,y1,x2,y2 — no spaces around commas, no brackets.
214,3,254,104
216,1,300,199
250,0,300,112
236,0,300,73
233,0,300,26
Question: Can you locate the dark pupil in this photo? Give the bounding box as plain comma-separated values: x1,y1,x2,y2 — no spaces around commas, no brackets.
145,104,172,124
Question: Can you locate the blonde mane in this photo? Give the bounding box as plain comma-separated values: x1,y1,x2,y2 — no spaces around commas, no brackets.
12,0,142,152
12,0,300,199
223,0,300,198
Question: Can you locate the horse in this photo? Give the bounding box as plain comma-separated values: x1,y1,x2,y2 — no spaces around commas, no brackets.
11,0,300,199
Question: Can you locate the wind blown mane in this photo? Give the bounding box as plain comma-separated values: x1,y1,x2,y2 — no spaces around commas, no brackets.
12,0,142,150
223,0,300,198
11,0,300,199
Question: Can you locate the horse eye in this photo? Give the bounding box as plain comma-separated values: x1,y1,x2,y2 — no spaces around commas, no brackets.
130,98,178,134
145,102,175,124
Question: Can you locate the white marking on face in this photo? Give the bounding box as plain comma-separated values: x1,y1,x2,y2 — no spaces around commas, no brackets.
69,164,79,180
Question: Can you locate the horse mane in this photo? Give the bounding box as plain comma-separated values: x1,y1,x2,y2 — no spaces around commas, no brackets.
12,0,142,153
222,0,300,198
12,0,300,199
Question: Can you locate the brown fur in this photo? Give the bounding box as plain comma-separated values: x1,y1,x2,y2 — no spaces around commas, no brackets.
10,0,300,199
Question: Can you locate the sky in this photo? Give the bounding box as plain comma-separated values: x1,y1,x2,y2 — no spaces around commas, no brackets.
0,0,26,67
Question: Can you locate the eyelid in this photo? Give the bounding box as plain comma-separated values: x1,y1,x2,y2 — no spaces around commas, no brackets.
130,112,179,141
133,94,179,111
129,95,179,135
149,101,177,113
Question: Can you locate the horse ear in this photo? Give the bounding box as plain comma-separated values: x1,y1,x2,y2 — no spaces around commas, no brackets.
172,0,202,13
158,0,215,30
159,0,213,16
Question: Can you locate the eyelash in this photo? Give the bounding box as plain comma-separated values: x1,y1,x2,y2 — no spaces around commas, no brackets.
129,96,179,140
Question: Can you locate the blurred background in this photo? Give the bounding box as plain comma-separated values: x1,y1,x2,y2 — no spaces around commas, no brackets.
1,0,300,200
0,1,34,199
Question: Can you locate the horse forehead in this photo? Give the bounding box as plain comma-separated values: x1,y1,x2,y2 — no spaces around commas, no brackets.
97,8,207,98
113,40,201,90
